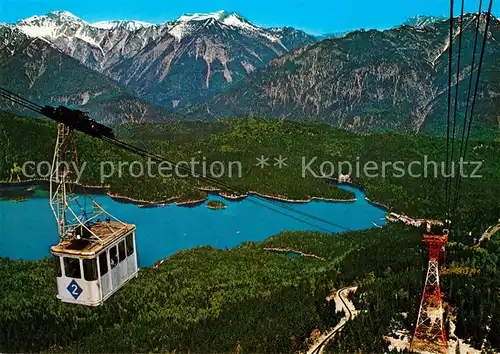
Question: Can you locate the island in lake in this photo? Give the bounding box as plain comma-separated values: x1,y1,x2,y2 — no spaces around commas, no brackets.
206,200,227,210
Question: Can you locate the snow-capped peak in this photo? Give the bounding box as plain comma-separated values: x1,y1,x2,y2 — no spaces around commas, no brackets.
92,20,154,31
167,10,272,42
19,10,83,25
12,9,287,51
403,15,447,28
175,10,257,30
176,10,226,22
15,10,87,39
51,10,80,21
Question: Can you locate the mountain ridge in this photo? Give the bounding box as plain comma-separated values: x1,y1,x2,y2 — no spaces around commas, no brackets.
182,13,500,138
2,10,499,136
403,15,448,28
0,26,172,124
6,10,318,110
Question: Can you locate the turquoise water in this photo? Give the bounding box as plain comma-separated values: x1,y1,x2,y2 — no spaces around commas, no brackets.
0,185,387,267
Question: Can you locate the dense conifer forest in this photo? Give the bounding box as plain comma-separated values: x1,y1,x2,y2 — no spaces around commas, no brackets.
1,112,500,351
1,112,499,236
2,224,500,352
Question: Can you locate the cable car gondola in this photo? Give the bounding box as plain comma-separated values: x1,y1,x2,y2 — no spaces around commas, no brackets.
47,119,138,306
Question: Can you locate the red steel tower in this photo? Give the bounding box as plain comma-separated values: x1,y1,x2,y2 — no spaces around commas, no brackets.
411,232,448,354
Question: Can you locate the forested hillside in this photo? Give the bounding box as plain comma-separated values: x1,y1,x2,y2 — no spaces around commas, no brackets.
1,112,499,237
2,224,500,352
1,111,500,351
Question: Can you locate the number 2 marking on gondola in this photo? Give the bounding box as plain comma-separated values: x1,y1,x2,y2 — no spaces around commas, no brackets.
67,279,83,299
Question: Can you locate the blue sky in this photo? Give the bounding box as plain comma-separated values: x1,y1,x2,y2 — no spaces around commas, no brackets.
0,0,498,35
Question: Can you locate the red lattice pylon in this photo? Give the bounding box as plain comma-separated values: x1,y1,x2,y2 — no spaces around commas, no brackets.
411,233,448,354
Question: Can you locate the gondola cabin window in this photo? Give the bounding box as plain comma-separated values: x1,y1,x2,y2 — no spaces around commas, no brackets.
83,259,98,281
126,233,135,256
64,257,81,278
109,246,118,269
118,240,126,262
99,252,108,275
54,256,62,277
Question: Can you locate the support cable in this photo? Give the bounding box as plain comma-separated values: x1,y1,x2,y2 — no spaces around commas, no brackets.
451,0,484,221
0,92,41,113
0,88,44,113
0,89,354,234
451,0,494,226
102,136,352,233
448,0,465,220
444,0,455,224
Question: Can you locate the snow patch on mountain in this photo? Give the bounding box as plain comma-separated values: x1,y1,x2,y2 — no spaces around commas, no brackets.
75,28,105,55
167,21,198,41
166,10,261,41
218,12,259,32
175,10,255,30
176,10,228,23
165,10,287,49
403,15,447,28
21,11,81,24
16,21,60,39
18,11,84,28
16,10,86,39
92,20,154,31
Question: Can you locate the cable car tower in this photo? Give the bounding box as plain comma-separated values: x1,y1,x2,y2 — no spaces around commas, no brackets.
49,119,139,306
411,230,448,354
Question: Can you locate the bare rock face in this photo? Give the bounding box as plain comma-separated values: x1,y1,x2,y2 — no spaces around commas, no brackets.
3,10,498,136
9,10,317,111
189,14,500,137
0,26,170,125
403,15,447,28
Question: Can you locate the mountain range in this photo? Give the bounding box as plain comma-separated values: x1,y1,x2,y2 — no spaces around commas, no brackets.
0,10,498,137
185,13,500,136
1,10,315,113
0,25,170,125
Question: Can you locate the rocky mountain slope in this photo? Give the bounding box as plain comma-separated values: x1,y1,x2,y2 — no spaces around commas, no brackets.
10,10,317,110
186,14,500,137
403,15,447,28
0,26,170,124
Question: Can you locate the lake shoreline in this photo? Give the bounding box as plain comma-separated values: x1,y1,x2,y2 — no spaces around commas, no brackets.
107,193,178,207
0,179,110,192
99,189,357,207
364,197,391,212
1,180,361,207
250,191,357,204
1,180,389,268
175,198,209,207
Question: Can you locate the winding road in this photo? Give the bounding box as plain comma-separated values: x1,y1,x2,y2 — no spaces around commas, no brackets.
308,286,358,354
476,222,500,247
